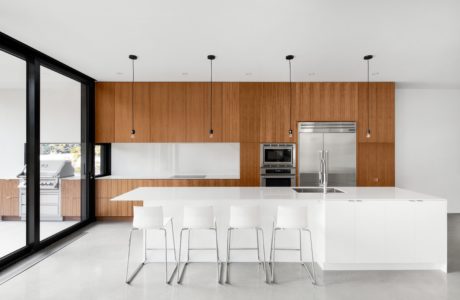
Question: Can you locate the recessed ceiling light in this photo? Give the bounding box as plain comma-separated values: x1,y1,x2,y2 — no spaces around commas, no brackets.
116,72,123,75
182,72,189,76
308,72,316,76
245,72,252,76
372,72,380,76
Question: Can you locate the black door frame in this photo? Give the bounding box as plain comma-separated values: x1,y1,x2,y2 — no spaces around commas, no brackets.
0,31,96,271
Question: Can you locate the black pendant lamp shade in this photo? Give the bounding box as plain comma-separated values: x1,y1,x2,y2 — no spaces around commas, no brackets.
208,54,216,138
129,54,138,139
286,55,294,138
364,54,373,139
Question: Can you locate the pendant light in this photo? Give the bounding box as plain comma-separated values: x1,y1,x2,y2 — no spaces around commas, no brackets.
129,54,138,139
208,54,216,138
364,54,373,139
286,55,294,138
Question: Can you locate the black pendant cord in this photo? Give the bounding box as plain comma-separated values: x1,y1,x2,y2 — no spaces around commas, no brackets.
131,58,135,135
367,58,370,134
289,58,292,133
286,55,294,137
210,58,213,133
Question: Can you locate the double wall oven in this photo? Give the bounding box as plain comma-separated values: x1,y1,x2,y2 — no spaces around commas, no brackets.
260,144,296,187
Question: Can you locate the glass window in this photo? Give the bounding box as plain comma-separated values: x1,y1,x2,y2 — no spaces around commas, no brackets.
0,49,27,259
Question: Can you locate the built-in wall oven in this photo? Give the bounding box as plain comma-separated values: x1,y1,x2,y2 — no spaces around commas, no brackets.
260,144,296,187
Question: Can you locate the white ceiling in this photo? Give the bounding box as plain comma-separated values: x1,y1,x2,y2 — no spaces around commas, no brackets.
1,0,460,88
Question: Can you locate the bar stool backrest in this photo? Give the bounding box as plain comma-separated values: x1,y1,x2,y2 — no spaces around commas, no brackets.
229,205,260,228
132,206,164,229
183,206,215,229
275,206,308,229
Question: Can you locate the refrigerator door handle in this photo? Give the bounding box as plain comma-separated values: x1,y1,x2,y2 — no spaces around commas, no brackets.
318,150,323,184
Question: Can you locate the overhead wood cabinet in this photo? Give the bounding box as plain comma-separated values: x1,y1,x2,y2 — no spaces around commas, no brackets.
114,82,151,142
95,82,115,143
222,83,240,142
357,142,395,186
358,82,395,143
259,83,291,143
310,82,358,122
239,83,262,143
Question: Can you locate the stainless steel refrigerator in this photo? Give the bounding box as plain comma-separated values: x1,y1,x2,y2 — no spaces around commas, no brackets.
298,122,356,187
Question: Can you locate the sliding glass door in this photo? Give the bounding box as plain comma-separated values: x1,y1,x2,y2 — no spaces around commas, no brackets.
0,32,95,271
0,49,27,259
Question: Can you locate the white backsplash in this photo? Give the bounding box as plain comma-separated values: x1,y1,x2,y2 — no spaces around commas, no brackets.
111,143,240,179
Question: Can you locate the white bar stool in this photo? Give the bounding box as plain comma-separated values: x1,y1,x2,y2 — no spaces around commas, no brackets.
177,206,221,284
125,206,177,284
225,205,268,284
269,206,317,285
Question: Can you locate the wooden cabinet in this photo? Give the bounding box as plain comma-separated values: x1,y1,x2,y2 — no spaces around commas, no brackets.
259,83,291,143
61,179,81,219
239,143,260,186
239,83,262,142
150,83,169,142
309,82,358,122
358,82,395,143
0,179,19,218
357,143,395,186
95,82,115,143
222,83,240,142
114,82,150,142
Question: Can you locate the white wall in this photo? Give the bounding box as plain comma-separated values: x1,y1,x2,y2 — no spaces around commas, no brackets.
396,88,460,212
0,89,26,178
111,143,240,179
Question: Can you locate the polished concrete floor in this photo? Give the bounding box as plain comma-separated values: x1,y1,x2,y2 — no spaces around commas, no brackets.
0,215,459,300
0,221,78,258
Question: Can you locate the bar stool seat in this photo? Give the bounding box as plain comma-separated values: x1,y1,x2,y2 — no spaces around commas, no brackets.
226,205,268,284
177,206,221,284
125,206,177,284
270,206,317,285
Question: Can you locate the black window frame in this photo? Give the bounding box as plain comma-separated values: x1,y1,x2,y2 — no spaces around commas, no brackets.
0,31,96,272
94,143,111,178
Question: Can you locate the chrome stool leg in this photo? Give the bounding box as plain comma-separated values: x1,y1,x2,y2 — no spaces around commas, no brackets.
225,228,232,284
270,228,278,283
258,227,269,283
214,221,221,283
177,228,188,284
125,228,146,284
301,229,317,285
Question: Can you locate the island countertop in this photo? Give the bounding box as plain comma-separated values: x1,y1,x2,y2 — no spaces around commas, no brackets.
112,186,445,202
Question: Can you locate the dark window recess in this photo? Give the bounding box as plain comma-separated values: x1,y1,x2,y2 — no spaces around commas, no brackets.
94,143,111,177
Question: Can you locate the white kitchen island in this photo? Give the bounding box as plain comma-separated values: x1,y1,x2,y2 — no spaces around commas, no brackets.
112,187,447,272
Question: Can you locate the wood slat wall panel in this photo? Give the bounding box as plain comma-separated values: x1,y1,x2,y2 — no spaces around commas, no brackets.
376,82,395,143
239,143,260,186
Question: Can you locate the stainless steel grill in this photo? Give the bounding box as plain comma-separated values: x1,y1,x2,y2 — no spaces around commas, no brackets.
17,160,75,221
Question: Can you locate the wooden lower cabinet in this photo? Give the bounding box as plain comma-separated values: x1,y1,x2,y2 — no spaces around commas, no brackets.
0,179,19,219
61,179,81,219
357,143,395,186
96,179,239,217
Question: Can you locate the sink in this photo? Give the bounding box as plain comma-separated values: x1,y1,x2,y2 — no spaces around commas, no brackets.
293,187,344,194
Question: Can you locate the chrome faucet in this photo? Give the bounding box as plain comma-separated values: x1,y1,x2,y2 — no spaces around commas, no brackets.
319,150,328,194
